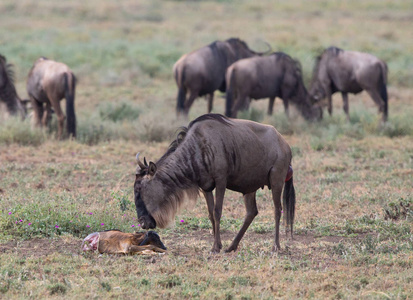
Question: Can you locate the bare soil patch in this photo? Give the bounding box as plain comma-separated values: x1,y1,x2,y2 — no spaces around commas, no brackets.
0,230,364,260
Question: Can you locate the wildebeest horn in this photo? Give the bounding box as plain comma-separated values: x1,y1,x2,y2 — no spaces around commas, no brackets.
144,157,148,167
136,152,146,169
262,41,272,54
255,41,272,55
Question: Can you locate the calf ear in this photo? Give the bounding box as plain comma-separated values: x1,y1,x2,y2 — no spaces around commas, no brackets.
148,162,157,176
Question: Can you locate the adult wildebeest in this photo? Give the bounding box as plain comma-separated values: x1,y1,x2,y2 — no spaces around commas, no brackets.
309,46,388,122
225,52,322,121
0,54,26,119
27,57,76,138
134,114,295,253
173,38,270,116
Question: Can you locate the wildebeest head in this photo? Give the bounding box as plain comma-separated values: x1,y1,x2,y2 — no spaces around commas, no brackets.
134,153,157,229
309,80,326,104
308,53,328,104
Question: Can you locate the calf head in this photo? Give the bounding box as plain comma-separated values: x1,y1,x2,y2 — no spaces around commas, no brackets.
136,231,167,250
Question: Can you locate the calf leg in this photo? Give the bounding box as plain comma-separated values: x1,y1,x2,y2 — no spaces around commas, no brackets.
342,92,350,121
268,97,275,115
225,192,258,252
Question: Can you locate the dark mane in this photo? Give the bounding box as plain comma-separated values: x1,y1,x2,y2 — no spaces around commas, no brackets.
189,113,232,128
226,37,248,50
326,46,343,56
156,114,231,165
157,126,188,164
225,38,255,60
277,52,303,79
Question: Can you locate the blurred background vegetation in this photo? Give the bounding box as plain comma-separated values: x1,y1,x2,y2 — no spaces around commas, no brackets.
0,0,412,145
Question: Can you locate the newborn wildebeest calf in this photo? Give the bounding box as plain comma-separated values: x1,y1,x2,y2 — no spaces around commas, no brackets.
82,230,167,254
134,114,295,253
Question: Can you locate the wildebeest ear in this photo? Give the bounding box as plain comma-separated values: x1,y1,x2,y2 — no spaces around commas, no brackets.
148,162,157,176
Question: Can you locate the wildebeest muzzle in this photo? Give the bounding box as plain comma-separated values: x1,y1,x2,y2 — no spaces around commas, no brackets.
135,192,157,229
138,215,157,229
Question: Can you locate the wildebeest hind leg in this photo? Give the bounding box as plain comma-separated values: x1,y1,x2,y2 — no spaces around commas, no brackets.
50,97,65,139
225,192,258,253
183,90,199,115
41,102,52,127
31,98,44,128
269,168,285,252
365,89,385,120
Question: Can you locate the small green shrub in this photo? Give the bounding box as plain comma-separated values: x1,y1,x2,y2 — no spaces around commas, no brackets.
48,283,67,295
383,197,412,221
99,101,141,122
238,108,264,123
0,119,45,146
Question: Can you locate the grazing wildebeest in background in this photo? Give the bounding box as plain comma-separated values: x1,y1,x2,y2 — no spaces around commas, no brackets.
310,46,388,122
0,54,26,119
134,114,295,253
27,57,76,138
82,230,167,254
225,52,322,121
173,38,270,116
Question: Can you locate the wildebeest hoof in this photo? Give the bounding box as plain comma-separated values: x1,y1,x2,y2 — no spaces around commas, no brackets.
272,245,281,253
224,246,237,253
211,246,222,254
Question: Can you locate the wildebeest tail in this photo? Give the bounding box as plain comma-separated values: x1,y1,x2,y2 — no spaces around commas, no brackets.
64,72,76,138
176,66,186,113
379,62,388,121
225,68,236,117
283,176,296,238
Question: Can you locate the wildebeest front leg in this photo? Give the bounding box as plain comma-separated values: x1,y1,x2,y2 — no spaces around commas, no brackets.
202,190,215,235
282,98,289,118
341,92,350,121
268,97,275,115
225,192,258,253
325,85,333,116
206,93,214,113
212,184,226,253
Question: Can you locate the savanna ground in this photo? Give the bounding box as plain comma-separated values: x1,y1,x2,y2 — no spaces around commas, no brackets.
1,0,413,298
